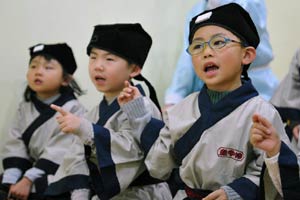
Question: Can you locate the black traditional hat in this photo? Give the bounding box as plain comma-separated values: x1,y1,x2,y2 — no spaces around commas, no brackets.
87,23,152,68
189,3,259,48
29,43,77,75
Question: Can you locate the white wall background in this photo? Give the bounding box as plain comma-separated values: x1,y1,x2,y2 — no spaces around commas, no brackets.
266,0,300,80
0,0,299,171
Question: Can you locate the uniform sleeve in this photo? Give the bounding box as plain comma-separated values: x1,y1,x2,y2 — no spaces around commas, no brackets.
123,97,180,181
264,153,283,196
262,141,300,199
24,167,45,183
76,117,94,146
144,122,177,181
34,101,86,175
121,97,165,154
2,104,32,173
87,97,162,195
288,129,300,155
228,102,288,199
277,141,300,198
71,188,90,200
90,123,141,192
45,136,90,196
2,168,22,184
221,186,242,200
34,133,74,175
143,105,179,181
121,97,162,145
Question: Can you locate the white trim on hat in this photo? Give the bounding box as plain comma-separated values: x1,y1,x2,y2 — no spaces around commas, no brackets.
195,11,212,24
33,44,44,52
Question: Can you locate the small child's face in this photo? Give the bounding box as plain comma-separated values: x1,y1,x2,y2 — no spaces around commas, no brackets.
190,25,247,91
27,55,66,99
88,48,139,99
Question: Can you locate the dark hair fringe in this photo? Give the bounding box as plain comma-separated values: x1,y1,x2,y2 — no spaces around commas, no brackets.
29,53,54,64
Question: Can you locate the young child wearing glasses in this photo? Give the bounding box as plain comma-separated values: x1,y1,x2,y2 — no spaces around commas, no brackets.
117,3,291,200
164,0,278,113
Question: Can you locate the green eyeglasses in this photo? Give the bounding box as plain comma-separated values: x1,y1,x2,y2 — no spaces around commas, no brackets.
187,35,246,55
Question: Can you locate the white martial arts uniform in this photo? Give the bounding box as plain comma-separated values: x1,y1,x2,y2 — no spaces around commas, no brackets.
1,91,85,196
46,94,172,200
122,80,291,200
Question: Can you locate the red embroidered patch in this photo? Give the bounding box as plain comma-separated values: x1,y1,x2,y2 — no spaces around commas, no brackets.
217,147,244,161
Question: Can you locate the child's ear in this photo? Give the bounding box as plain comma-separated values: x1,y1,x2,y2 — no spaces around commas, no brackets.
62,75,73,86
242,46,256,66
129,64,141,78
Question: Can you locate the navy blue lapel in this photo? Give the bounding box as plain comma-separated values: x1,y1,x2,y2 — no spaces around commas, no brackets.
88,97,121,199
90,84,146,199
174,80,258,164
21,91,76,147
278,142,300,199
96,98,120,126
96,84,145,126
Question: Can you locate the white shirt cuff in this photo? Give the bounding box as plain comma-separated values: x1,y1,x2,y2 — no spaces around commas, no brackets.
264,152,283,196
24,167,45,182
71,189,90,200
264,152,279,164
2,168,22,184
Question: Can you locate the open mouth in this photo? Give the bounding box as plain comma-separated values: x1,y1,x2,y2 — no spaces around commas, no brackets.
94,75,106,84
204,64,219,72
95,77,105,81
34,79,42,84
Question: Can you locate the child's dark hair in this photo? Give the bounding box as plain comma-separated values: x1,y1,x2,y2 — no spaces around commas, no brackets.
24,54,84,102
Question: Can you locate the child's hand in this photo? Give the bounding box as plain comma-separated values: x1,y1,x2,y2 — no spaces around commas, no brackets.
118,80,141,106
203,188,227,200
51,104,81,134
250,113,281,157
8,177,32,200
292,124,300,141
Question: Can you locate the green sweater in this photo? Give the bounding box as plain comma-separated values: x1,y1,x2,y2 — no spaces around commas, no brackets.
206,89,230,104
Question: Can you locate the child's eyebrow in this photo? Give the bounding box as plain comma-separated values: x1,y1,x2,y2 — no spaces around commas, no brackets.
192,37,204,42
213,33,225,37
29,59,41,65
90,50,98,56
192,33,225,42
30,60,38,64
192,37,202,41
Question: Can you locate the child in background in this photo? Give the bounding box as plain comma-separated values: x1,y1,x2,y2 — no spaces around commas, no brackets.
45,23,172,200
250,113,300,199
118,3,291,200
0,43,86,200
270,48,300,154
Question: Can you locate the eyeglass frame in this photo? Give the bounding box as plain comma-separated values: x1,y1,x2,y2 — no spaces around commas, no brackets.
186,35,248,56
